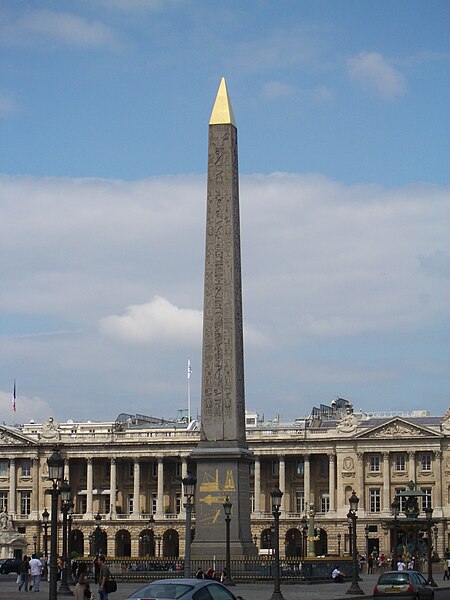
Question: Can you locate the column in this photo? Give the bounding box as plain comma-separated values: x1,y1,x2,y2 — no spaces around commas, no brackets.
31,457,39,517
9,459,16,515
179,458,188,518
304,454,310,508
408,451,415,481
254,455,261,513
64,458,70,483
86,458,93,519
434,451,442,510
382,452,390,512
356,453,365,511
132,459,141,518
110,458,117,518
279,456,286,512
328,453,336,512
156,458,164,518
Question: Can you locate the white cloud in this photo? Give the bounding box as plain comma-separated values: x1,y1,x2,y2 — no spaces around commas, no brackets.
0,93,19,118
262,81,295,100
99,296,202,344
3,10,119,49
0,390,52,424
347,51,406,99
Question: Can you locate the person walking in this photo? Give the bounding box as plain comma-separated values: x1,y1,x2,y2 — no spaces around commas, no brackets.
443,557,450,580
29,553,42,592
18,555,30,591
98,555,111,600
75,568,91,600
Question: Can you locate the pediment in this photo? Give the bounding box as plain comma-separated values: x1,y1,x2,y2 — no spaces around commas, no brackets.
356,418,440,440
0,425,37,446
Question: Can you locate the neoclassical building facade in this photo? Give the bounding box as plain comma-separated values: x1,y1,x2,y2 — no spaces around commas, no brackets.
0,399,449,559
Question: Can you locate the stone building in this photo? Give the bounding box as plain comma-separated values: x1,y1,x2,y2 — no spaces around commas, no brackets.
0,398,448,559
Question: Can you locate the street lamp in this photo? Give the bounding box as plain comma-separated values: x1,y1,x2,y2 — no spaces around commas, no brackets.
94,511,102,554
222,496,234,586
433,526,439,558
391,497,400,569
33,533,37,554
182,473,196,578
300,516,307,560
42,507,49,564
47,447,64,600
364,525,369,565
337,532,342,557
269,486,284,600
155,535,162,558
346,491,364,596
424,506,436,587
58,480,73,596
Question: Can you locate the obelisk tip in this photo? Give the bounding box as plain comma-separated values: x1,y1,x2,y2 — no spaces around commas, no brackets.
209,77,236,126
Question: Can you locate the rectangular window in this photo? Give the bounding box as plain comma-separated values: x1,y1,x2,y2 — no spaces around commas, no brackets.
395,454,406,472
395,488,406,513
152,463,158,478
271,461,279,477
175,462,182,478
250,493,255,513
21,460,31,477
320,492,330,513
370,455,380,472
104,497,110,514
320,458,329,477
0,460,8,478
80,496,87,514
175,492,181,514
421,488,432,510
0,491,8,512
295,490,305,514
20,491,31,515
369,488,381,513
151,493,157,514
128,463,134,478
421,454,431,471
296,459,304,476
128,494,134,514
249,463,255,476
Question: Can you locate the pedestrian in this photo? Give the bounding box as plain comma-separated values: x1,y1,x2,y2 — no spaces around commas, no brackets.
407,558,414,570
220,567,227,582
397,559,406,571
93,554,101,584
98,554,112,600
331,566,345,583
75,568,91,600
18,555,30,592
205,567,216,580
443,557,450,580
367,555,374,574
29,553,43,592
195,568,204,579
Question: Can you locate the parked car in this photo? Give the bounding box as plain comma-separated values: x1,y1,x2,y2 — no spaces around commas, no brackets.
127,578,245,600
373,570,434,599
0,558,22,574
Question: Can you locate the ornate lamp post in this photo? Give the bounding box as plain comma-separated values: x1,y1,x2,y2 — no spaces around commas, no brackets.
433,526,439,558
58,480,73,596
67,504,73,559
155,535,162,558
182,473,196,578
300,516,307,560
346,491,364,596
94,511,102,554
424,506,436,587
364,525,369,564
391,497,400,569
222,496,234,586
42,507,49,573
47,447,64,600
307,505,316,558
337,532,342,557
269,486,284,600
88,533,94,556
33,533,37,554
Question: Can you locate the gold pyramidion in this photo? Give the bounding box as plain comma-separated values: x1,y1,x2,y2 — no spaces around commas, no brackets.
209,77,236,126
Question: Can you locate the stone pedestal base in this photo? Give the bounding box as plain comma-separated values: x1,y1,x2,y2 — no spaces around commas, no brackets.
190,445,257,558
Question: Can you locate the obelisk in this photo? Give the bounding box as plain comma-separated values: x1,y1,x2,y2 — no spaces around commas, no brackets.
191,78,256,557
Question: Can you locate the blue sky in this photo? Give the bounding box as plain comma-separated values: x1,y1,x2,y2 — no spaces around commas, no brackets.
0,0,448,424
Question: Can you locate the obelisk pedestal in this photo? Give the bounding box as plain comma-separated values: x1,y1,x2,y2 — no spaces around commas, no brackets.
190,79,256,557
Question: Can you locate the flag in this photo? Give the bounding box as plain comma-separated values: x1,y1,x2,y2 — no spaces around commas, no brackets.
187,358,192,380
12,380,16,413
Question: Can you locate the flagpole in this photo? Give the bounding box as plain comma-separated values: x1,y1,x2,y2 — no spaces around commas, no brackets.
187,357,191,422
12,380,16,427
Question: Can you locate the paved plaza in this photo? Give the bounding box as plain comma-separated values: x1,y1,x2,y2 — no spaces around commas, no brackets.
1,573,450,600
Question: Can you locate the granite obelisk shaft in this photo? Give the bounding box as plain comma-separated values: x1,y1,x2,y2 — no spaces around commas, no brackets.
191,78,255,557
